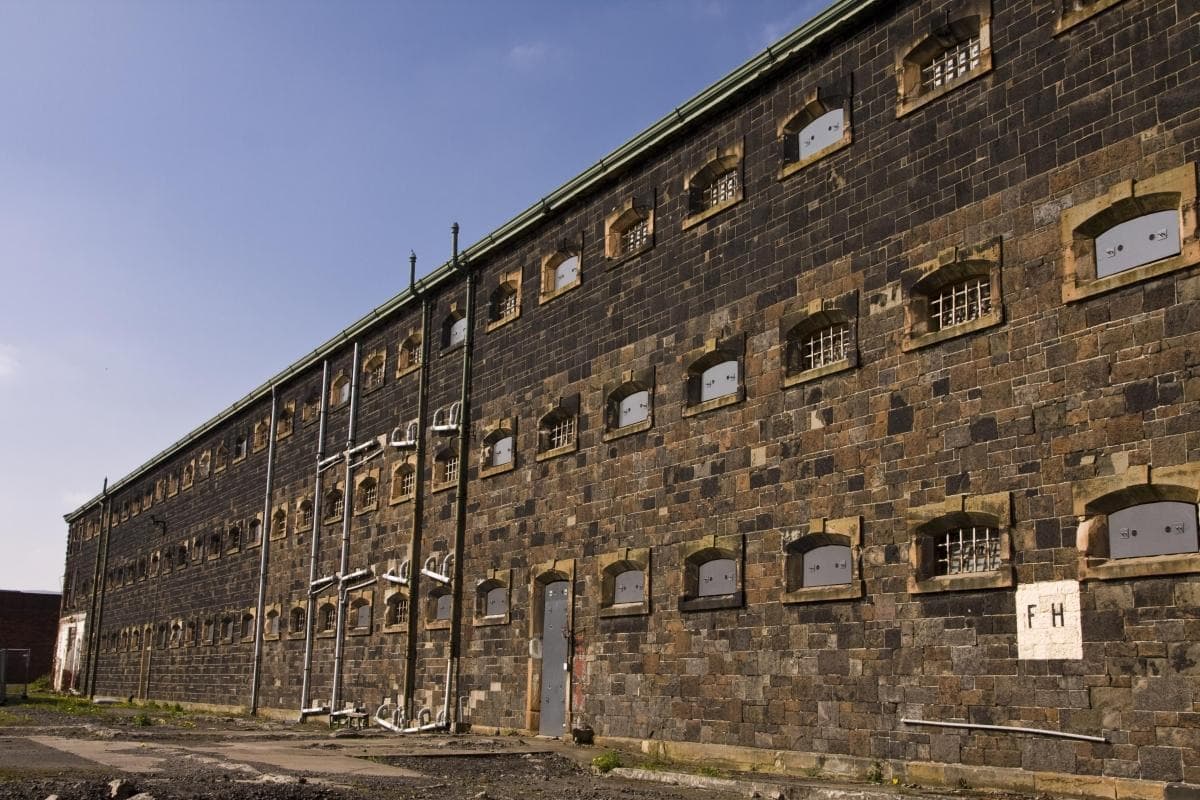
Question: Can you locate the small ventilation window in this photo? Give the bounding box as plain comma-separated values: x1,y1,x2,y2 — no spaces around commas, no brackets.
801,544,852,587
362,352,386,391
391,463,416,501
352,600,371,631
356,477,378,509
330,374,350,407
700,361,739,403
1108,502,1199,559
435,592,452,621
484,586,507,617
297,499,313,529
797,108,845,161
617,390,649,428
398,334,423,374
921,34,981,92
271,509,286,538
447,315,467,348
491,435,513,466
289,607,306,634
227,526,241,551
930,277,992,332
697,558,737,597
385,593,408,627
265,610,280,637
319,603,336,632
794,323,848,373
248,518,261,545
1094,210,1181,278
934,526,1002,576
612,569,645,604
553,255,579,291
325,489,344,519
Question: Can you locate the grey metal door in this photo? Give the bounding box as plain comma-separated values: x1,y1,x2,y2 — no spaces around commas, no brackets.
538,581,569,736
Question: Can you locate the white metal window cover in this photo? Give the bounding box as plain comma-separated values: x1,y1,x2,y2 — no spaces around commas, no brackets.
354,603,370,629
485,586,508,617
930,277,991,331
554,255,580,290
802,323,849,372
935,526,1001,575
1108,501,1199,559
702,169,740,209
448,316,468,346
491,435,514,466
618,390,650,427
700,360,739,402
548,416,576,450
435,593,452,620
799,108,844,160
697,558,737,597
337,381,351,404
613,569,645,604
265,612,279,636
619,218,650,254
922,34,981,91
1095,210,1180,277
801,544,853,587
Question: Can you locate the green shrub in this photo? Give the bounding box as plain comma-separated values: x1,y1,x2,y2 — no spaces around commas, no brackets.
592,751,623,773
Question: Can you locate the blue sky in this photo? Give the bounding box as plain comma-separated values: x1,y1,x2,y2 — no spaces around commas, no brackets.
0,0,830,592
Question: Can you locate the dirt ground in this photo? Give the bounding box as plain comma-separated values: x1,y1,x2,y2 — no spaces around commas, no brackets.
0,694,745,800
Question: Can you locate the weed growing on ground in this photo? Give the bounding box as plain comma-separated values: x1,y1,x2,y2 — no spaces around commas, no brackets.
133,712,153,727
591,751,622,773
867,761,884,784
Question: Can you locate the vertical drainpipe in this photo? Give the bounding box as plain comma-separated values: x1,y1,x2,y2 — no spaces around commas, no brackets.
403,253,431,723
250,386,280,714
299,360,331,715
447,223,476,729
83,478,109,698
330,342,362,712
87,484,113,700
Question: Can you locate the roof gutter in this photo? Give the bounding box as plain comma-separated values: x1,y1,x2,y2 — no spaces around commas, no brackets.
64,0,882,522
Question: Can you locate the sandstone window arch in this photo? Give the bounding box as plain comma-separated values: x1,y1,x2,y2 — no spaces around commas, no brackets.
895,1,993,118
683,144,743,228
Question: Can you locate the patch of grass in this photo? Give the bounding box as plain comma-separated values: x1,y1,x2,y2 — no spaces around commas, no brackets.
23,692,106,716
867,761,884,784
0,709,31,727
591,751,623,773
696,765,724,778
132,711,154,727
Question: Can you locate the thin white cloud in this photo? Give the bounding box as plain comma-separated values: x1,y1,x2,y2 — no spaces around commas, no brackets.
0,344,19,380
507,41,552,70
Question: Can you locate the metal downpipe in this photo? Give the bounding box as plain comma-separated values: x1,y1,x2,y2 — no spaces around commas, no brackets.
87,484,113,700
250,386,280,714
330,342,362,712
402,252,431,725
447,222,475,730
299,361,331,718
82,479,108,698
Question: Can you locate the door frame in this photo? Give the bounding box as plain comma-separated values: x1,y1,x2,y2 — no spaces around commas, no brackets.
526,558,574,735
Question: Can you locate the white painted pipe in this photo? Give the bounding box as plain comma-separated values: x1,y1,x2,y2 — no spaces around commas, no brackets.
900,718,1107,743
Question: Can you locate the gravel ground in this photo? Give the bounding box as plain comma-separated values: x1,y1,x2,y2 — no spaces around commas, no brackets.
0,696,741,800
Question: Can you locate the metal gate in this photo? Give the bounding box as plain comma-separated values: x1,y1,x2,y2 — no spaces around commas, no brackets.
538,581,569,736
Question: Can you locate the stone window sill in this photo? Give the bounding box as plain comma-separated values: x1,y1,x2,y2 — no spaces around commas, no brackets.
603,418,653,442
599,601,649,619
1064,253,1199,303
777,134,852,181
896,61,992,119
382,624,406,634
474,614,510,627
1080,552,1200,582
441,342,465,357
605,241,654,270
682,194,743,231
263,634,280,642
678,591,744,613
361,382,384,396
395,364,420,380
388,493,414,506
480,461,516,479
681,389,744,418
907,566,1013,595
781,581,864,604
1054,0,1127,34
486,312,520,333
536,442,577,462
316,631,335,639
348,628,371,637
432,481,456,494
425,619,451,631
901,310,1002,352
276,429,293,441
354,504,378,516
539,278,581,306
782,359,854,389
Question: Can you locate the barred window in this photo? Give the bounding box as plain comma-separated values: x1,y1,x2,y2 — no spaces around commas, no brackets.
327,489,344,518
297,499,313,529
440,454,460,484
290,607,306,634
549,416,575,450
801,324,848,372
363,354,386,390
922,35,980,92
386,594,408,626
400,468,416,497
619,218,650,255
319,604,335,632
702,170,740,210
498,288,518,319
930,277,991,331
356,478,378,508
934,527,1001,575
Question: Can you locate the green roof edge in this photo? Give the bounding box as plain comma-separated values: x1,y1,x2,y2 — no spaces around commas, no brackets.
65,0,880,522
